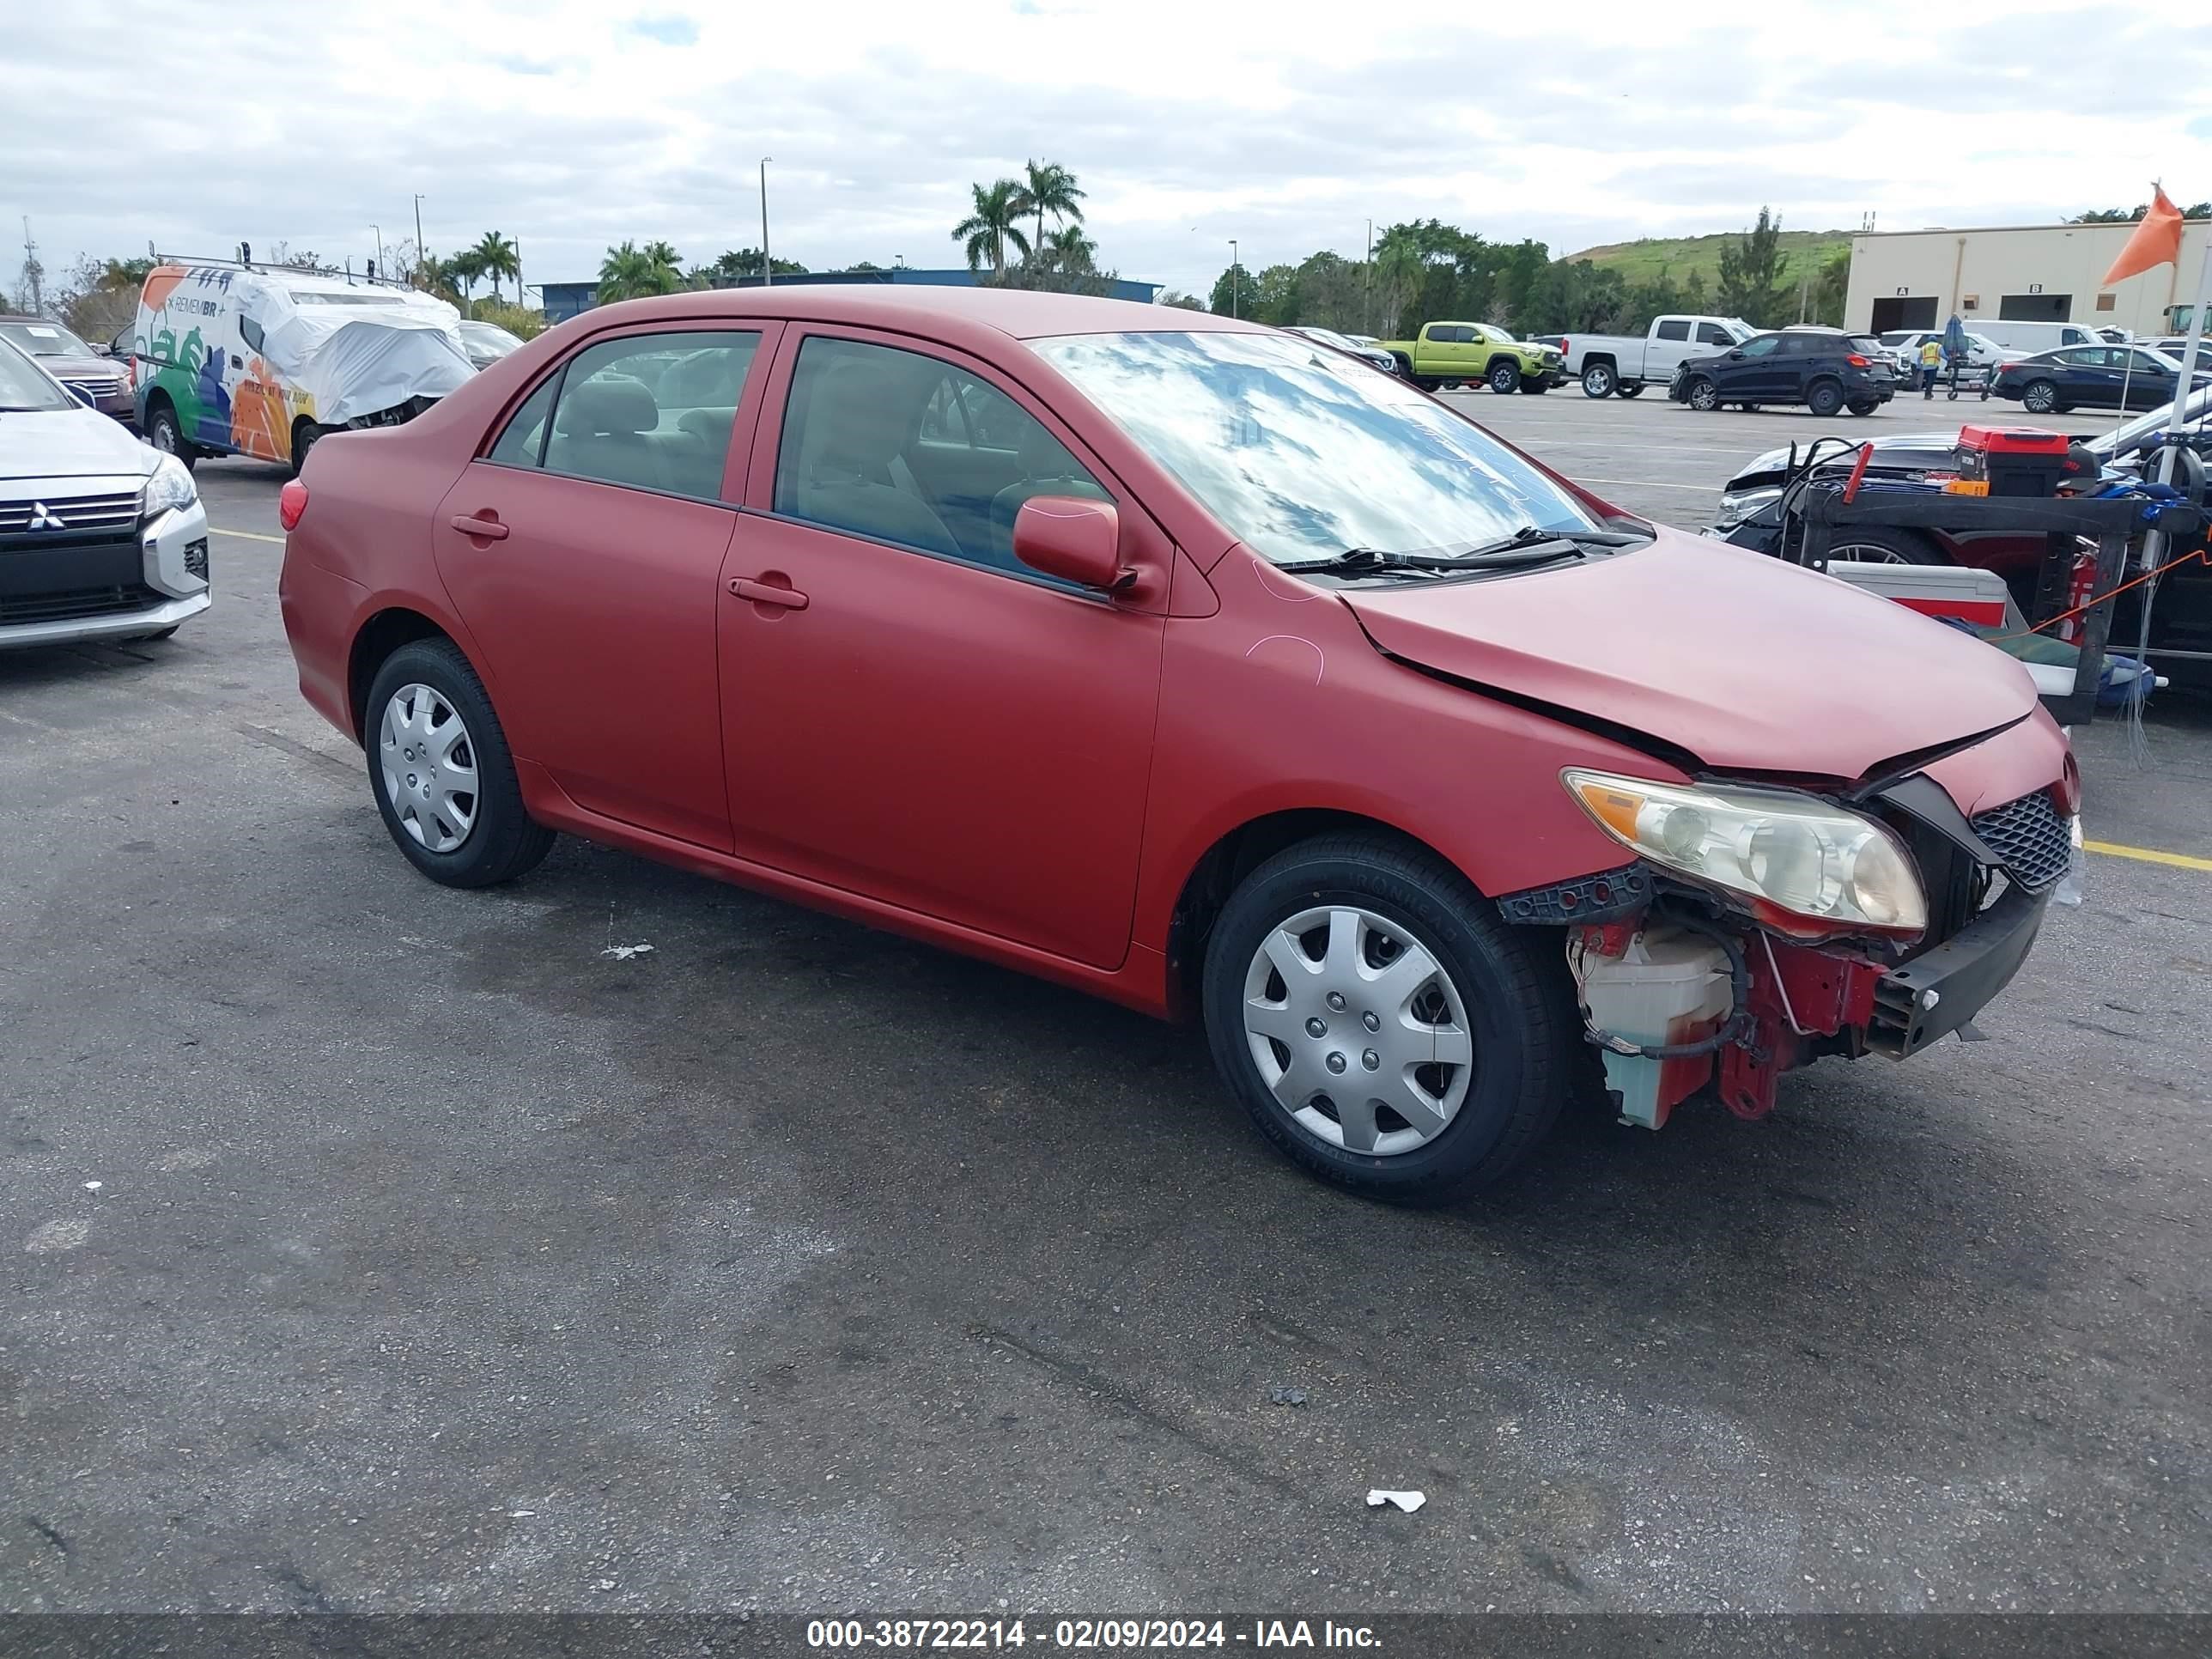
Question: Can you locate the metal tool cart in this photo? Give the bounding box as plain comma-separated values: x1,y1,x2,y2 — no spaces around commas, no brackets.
1776,426,2202,726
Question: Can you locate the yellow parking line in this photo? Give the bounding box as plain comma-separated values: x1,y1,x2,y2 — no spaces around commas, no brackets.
2086,839,2212,872
210,527,284,544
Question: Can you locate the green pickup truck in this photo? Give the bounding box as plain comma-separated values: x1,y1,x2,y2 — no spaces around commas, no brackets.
1376,322,1567,394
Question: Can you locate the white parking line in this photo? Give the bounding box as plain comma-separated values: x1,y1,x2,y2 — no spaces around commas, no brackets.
1577,477,1724,494
210,527,284,544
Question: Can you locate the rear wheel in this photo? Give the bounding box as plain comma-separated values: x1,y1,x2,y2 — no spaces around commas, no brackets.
1200,834,1577,1205
1686,377,1720,412
1486,359,1521,394
364,639,555,889
289,417,324,478
1807,379,1845,417
1519,376,1551,395
1413,374,1442,392
1847,398,1879,416
1581,362,1617,398
145,401,196,471
1616,383,1644,398
2021,379,2060,415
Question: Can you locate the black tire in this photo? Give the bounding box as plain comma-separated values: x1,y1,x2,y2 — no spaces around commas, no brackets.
1200,834,1577,1205
1413,374,1442,392
1616,383,1644,398
290,417,323,479
1486,358,1522,395
1685,377,1720,412
1846,399,1878,416
145,400,196,471
1519,376,1551,395
1807,379,1844,417
363,638,555,889
2021,380,2059,415
1580,362,1616,398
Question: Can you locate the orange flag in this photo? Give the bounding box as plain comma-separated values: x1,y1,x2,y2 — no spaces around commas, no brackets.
2103,186,2186,285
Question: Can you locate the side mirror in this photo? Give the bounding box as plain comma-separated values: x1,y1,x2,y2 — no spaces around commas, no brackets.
67,384,95,409
1012,495,1123,590
1726,349,1744,360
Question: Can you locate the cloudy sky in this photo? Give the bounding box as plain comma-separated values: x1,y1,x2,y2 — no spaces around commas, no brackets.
7,0,2209,300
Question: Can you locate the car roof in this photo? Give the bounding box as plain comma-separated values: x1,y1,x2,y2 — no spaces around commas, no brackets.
574,284,1260,344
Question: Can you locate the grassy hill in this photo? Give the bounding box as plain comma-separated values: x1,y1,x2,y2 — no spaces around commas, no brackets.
1565,228,1852,287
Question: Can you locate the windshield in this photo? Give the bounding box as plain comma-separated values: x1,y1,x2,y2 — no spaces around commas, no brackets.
2138,348,2185,372
1472,324,1516,344
1031,329,1601,566
0,319,93,357
0,337,73,410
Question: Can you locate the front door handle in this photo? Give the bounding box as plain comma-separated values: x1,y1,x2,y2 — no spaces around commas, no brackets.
449,513,509,541
729,575,808,611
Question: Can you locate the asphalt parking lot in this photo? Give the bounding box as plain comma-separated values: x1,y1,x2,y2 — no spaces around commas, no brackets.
4,389,2209,1618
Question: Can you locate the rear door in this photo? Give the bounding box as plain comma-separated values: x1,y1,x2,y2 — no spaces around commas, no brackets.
431,320,781,850
1645,318,1693,380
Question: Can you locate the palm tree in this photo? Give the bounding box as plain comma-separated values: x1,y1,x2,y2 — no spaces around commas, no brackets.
596,241,656,301
447,248,487,315
471,232,519,304
641,240,684,291
952,179,1032,273
1016,161,1085,264
1039,225,1097,275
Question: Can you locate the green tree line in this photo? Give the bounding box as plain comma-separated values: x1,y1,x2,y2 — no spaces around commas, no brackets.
1204,207,1850,337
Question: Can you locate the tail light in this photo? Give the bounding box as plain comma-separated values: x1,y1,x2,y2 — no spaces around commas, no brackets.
1560,337,1570,358
1846,353,1871,367
278,480,308,531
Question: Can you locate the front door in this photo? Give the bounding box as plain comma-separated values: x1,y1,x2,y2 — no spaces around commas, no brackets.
431,323,777,850
1717,334,1787,400
717,329,1166,970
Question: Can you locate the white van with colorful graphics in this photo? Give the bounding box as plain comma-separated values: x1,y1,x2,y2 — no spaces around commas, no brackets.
132,262,474,475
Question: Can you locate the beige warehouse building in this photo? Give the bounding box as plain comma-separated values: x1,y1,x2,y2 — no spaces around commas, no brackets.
1844,220,2209,337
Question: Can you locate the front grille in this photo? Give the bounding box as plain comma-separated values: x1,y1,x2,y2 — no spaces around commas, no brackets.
1972,790,2070,892
0,489,143,537
0,583,164,626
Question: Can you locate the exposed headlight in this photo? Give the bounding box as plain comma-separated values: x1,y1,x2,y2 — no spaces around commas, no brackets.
1712,484,1783,530
1562,769,1927,935
143,453,198,517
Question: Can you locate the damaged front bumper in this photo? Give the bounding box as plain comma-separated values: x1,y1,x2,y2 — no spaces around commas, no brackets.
1869,882,2047,1056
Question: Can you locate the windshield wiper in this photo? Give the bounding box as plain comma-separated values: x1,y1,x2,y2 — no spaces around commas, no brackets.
1279,547,1487,574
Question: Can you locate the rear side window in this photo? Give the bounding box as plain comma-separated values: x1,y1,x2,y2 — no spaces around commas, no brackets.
1656,320,1690,342
486,330,760,499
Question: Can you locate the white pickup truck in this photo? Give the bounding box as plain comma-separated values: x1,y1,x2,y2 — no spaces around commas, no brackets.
1562,314,1758,398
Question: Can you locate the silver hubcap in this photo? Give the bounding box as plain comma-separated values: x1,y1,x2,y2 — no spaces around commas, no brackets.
2027,386,2052,411
1691,383,1716,409
1242,904,1474,1158
378,683,478,854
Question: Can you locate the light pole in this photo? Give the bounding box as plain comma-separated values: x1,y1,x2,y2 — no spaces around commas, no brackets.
1364,218,1373,334
412,194,425,284
759,158,773,287
371,224,383,280
1229,238,1238,318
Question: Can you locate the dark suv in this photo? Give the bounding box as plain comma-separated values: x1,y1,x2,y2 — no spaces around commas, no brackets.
1669,327,1895,416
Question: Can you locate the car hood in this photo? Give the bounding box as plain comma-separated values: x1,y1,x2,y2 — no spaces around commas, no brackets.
1725,430,1964,490
1338,531,2038,781
0,405,156,481
34,351,126,379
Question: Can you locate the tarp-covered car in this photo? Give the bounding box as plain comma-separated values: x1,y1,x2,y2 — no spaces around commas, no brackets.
134,263,474,475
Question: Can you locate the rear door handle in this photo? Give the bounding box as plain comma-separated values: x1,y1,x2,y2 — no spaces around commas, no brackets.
449,514,509,541
728,576,808,611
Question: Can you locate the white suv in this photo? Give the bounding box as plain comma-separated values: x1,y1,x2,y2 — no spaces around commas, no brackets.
0,335,210,650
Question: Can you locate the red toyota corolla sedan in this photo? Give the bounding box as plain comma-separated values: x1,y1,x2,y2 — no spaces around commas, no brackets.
279,287,2078,1203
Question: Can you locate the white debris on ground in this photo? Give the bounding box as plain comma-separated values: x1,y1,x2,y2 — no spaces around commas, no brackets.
1366,1489,1426,1513
600,944,655,961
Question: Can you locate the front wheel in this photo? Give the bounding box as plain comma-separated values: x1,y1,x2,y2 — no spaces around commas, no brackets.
145,402,196,471
1616,383,1644,398
1486,360,1521,394
1685,377,1720,412
1519,376,1551,395
1200,835,1577,1204
1807,379,1845,417
1581,362,1616,398
364,639,556,889
1847,399,1878,416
